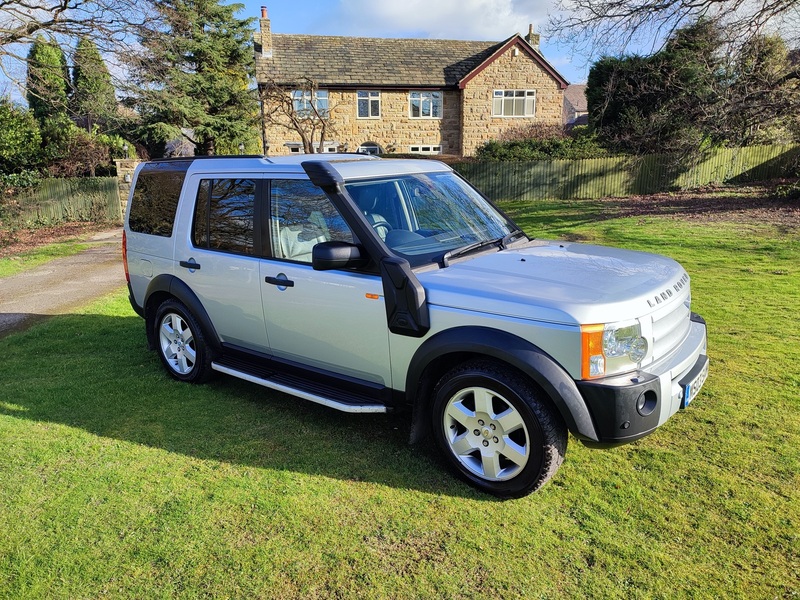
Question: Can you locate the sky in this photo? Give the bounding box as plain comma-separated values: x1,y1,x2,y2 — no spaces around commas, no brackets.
236,0,590,84
0,0,589,102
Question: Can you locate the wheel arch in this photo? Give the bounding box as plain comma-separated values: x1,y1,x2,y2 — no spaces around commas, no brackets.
406,326,599,444
144,274,222,354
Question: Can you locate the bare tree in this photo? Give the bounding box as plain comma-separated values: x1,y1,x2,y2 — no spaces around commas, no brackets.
548,0,800,59
0,1,154,84
259,77,339,154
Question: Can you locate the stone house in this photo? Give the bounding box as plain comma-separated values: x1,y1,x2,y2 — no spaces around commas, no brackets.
253,8,569,158
563,84,588,126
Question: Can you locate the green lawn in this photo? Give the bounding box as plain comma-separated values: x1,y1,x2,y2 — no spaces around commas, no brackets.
1,199,798,598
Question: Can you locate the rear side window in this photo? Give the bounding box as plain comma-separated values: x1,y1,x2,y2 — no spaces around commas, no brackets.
128,160,192,237
193,178,256,256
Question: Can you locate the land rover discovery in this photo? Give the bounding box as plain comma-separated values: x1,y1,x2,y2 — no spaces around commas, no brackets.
123,155,708,498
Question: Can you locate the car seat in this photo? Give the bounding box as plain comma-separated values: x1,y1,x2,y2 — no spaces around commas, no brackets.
353,193,391,241
275,210,329,262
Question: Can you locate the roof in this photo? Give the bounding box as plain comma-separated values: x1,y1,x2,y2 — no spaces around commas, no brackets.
255,33,568,89
564,84,587,112
137,155,453,180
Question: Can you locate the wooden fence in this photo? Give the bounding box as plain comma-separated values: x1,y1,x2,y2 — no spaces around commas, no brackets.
3,145,798,229
453,144,800,201
8,177,121,226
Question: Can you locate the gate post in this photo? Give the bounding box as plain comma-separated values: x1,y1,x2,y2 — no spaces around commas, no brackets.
115,159,141,216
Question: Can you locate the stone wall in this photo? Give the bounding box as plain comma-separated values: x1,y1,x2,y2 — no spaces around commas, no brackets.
460,42,565,156
115,159,141,215
261,54,564,159
262,89,462,156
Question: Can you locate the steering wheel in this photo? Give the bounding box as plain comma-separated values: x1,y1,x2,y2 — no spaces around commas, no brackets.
371,220,393,232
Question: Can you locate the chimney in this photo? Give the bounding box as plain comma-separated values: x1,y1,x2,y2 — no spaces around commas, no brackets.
257,6,273,58
524,24,540,52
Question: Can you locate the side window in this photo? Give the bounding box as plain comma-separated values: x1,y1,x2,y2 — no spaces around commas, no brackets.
270,179,354,262
128,160,192,237
193,178,256,256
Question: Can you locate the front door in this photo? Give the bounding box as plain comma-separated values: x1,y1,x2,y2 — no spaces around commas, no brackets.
259,178,391,387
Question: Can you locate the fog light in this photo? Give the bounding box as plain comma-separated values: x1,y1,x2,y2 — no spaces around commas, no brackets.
636,391,657,416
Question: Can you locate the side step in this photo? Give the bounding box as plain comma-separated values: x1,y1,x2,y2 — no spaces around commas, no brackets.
211,362,388,414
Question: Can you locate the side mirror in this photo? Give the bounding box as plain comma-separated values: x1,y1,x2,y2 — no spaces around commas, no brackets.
312,241,370,271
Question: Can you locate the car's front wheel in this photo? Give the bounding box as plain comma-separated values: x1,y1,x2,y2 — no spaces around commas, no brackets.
154,299,213,383
431,360,567,498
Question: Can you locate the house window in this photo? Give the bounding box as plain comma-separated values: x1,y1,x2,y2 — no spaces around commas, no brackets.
357,91,380,118
358,142,382,155
292,89,329,117
409,145,442,155
284,141,339,154
492,90,536,117
410,91,442,119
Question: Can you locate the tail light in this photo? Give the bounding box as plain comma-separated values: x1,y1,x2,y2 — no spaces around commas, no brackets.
122,230,130,284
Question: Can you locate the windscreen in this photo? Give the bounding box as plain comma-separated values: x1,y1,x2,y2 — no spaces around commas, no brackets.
345,172,517,267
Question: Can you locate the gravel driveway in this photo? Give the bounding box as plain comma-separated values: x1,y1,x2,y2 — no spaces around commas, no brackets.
0,228,126,338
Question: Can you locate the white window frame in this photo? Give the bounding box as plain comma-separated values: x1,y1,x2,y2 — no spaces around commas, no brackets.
492,89,536,117
292,89,329,117
284,141,339,154
357,91,381,119
409,91,442,119
409,145,442,155
357,142,382,155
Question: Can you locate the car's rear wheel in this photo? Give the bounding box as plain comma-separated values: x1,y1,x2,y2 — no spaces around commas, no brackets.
154,299,213,383
431,360,567,498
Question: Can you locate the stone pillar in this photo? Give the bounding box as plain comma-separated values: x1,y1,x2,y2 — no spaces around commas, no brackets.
115,159,141,216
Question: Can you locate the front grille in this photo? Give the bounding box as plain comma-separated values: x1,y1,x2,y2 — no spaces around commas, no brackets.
650,297,691,361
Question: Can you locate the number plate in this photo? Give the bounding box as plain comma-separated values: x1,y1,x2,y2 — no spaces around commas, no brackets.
680,355,709,409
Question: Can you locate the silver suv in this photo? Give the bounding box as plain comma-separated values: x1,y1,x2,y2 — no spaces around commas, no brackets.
123,155,708,498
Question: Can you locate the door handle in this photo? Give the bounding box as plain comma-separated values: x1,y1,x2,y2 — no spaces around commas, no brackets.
179,260,201,270
264,275,294,287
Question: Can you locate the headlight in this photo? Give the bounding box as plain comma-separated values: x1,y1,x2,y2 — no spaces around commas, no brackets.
581,322,648,379
604,324,647,362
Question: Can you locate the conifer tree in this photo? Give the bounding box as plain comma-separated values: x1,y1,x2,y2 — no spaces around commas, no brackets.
25,38,76,164
128,0,257,155
26,38,70,126
72,37,117,132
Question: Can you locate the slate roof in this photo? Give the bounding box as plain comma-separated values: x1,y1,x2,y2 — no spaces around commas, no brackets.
563,84,587,112
255,33,563,89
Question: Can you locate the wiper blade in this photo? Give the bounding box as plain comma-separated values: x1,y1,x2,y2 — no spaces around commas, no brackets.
440,237,502,267
500,229,526,249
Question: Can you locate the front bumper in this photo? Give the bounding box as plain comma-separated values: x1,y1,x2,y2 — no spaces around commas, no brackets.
577,313,708,447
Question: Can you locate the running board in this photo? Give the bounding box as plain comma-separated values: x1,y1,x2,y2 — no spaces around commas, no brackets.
211,362,388,414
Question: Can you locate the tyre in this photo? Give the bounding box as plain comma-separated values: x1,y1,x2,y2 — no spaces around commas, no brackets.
154,299,213,383
431,360,567,498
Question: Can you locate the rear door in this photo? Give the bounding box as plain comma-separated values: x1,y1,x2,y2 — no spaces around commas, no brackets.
174,173,270,352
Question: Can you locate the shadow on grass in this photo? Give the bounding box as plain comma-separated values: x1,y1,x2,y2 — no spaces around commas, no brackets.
0,311,486,500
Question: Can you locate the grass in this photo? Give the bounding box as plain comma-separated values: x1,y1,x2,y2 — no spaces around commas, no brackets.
0,240,91,278
1,199,798,598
